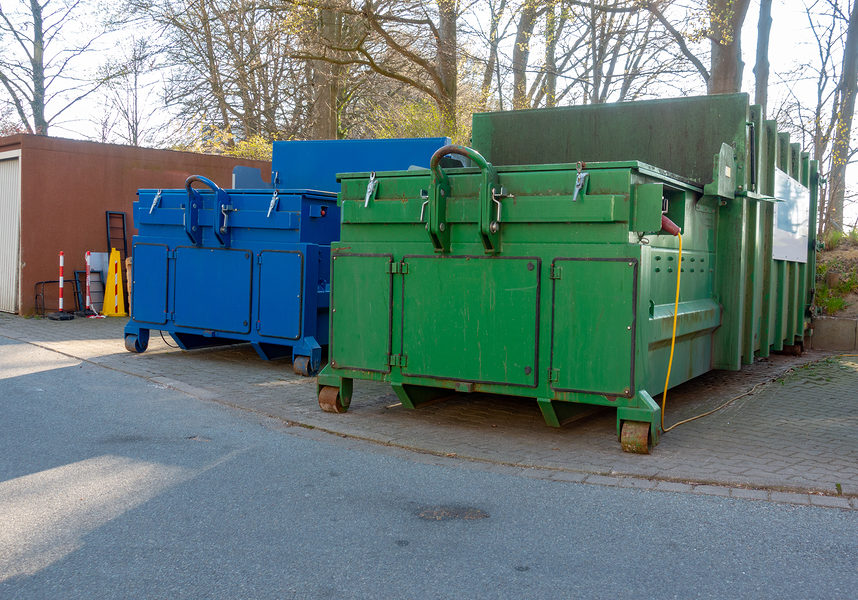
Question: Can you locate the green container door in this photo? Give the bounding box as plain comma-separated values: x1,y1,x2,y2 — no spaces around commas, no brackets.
550,258,638,397
400,256,540,387
329,254,393,373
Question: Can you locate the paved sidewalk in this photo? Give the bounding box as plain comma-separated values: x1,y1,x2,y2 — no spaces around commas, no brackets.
2,314,856,508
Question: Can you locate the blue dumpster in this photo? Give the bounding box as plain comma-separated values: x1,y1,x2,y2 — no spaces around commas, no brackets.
123,138,450,375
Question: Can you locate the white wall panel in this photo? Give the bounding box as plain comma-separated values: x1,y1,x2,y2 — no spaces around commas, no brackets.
0,154,21,312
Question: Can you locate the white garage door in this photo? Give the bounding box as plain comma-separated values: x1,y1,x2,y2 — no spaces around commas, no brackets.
0,152,21,313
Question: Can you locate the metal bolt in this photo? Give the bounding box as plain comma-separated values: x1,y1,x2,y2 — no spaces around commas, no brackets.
627,326,631,330
489,221,499,233
628,262,633,266
332,308,336,312
439,222,446,231
243,321,248,326
331,361,336,367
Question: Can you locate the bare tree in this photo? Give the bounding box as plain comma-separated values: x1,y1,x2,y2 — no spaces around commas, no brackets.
828,0,858,231
774,0,858,235
0,0,109,135
754,0,772,112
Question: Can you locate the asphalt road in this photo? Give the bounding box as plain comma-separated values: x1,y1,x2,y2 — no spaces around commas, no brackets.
1,336,856,599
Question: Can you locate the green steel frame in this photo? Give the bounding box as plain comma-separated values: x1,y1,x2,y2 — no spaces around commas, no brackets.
317,94,818,452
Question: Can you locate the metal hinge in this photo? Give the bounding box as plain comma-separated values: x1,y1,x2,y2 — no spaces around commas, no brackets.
550,265,562,279
548,368,560,382
257,254,263,264
388,353,408,367
167,250,177,259
387,261,408,274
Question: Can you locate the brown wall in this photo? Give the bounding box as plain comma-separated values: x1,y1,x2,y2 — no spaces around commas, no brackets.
0,134,270,314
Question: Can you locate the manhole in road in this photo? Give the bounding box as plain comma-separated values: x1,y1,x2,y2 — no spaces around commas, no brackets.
417,506,490,521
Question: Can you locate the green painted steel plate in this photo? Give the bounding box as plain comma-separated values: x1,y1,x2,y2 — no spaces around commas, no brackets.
400,256,540,387
330,253,392,373
550,258,638,396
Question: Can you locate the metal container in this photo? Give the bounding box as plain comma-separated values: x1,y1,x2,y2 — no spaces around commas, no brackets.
123,138,449,375
316,93,818,451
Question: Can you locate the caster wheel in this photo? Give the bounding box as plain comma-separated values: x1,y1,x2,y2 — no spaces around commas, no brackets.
620,421,652,454
124,333,148,353
319,386,348,413
292,356,316,376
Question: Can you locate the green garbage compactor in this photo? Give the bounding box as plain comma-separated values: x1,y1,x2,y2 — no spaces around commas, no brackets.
316,93,819,453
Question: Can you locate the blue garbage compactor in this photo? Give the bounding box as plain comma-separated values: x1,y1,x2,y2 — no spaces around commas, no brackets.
123,137,450,375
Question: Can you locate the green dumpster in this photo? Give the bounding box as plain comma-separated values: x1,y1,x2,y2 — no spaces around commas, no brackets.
316,93,819,453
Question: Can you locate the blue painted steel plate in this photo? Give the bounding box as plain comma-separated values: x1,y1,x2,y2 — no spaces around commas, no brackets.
174,247,253,334
130,243,168,325
257,250,303,339
271,138,450,191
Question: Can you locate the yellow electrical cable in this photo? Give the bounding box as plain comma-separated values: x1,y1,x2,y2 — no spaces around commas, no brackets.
660,232,682,432
656,228,858,432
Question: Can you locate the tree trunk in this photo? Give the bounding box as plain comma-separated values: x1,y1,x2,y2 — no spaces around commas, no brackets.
29,0,47,135
436,0,458,135
479,0,505,111
311,9,340,139
708,0,751,94
753,0,772,112
543,3,559,107
512,3,538,109
828,3,858,231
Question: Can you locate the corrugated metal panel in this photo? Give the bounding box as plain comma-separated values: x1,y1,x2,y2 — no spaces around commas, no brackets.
0,156,21,313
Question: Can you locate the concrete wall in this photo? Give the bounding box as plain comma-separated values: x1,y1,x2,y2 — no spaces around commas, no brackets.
811,317,858,351
0,134,270,314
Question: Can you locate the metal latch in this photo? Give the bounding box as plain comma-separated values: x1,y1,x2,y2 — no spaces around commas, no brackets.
548,368,560,383
149,190,162,214
266,189,279,218
573,161,588,202
490,187,514,233
364,172,378,207
220,204,235,233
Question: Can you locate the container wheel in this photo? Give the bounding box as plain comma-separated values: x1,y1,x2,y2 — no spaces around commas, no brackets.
124,334,147,354
292,356,316,377
620,421,652,454
319,386,348,413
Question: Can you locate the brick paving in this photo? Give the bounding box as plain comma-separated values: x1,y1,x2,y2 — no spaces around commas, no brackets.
2,313,856,509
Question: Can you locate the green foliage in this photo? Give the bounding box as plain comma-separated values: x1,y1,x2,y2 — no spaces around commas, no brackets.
816,286,847,315
823,229,845,250
815,255,858,315
360,98,471,145
173,124,273,161
848,228,858,244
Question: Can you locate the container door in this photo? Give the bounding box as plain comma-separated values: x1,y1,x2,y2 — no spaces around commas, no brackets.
257,250,303,339
329,254,393,373
131,243,168,324
0,155,21,313
550,258,638,397
401,256,540,387
173,247,253,333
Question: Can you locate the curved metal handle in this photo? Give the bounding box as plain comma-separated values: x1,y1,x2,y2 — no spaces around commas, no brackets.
184,175,233,247
429,144,490,187
428,144,502,254
185,174,221,194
